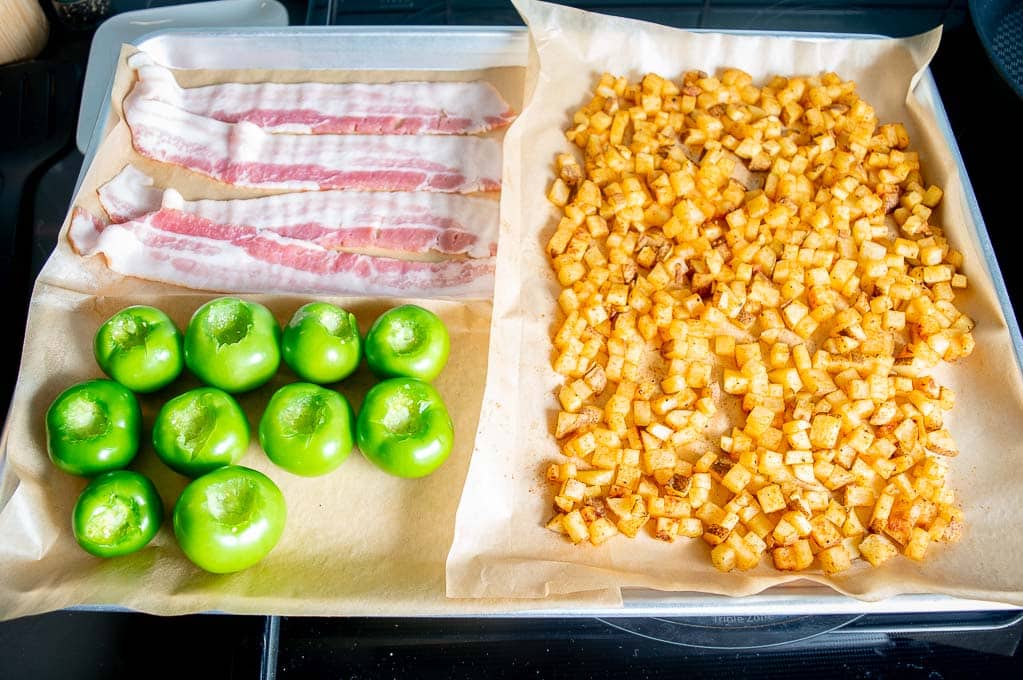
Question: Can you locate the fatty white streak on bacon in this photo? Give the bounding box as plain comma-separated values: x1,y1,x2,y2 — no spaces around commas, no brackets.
96,165,164,222
99,165,499,258
122,94,503,193
69,208,495,298
128,53,515,136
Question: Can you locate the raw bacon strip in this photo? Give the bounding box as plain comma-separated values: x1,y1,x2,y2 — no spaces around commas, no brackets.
122,94,503,193
69,208,494,298
98,165,498,258
96,165,163,222
128,53,515,136
68,208,105,255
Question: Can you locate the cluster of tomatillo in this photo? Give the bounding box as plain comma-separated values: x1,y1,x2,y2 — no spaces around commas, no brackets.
45,298,453,573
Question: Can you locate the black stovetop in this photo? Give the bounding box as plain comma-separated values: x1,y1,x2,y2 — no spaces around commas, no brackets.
1,1,1021,677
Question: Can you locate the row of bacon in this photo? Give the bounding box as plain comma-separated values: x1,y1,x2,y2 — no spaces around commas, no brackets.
69,53,514,298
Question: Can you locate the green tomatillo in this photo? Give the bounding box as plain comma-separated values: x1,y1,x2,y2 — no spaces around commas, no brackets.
172,465,286,574
258,383,354,477
72,470,163,558
281,302,361,384
184,297,281,393
363,305,450,382
152,387,250,477
356,377,454,479
94,305,184,393
46,379,141,476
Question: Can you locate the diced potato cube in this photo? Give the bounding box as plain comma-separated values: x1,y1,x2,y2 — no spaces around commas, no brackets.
773,519,799,546
560,478,587,502
757,484,787,514
744,406,776,439
654,517,679,542
546,514,567,534
782,510,813,537
845,485,876,507
679,517,704,538
553,495,575,513
588,517,619,545
562,510,590,544
859,532,899,566
810,516,843,549
575,469,615,486
711,543,737,572
548,178,572,207
818,544,852,575
726,532,761,571
904,526,932,561
810,414,841,448
922,184,943,207
721,463,754,494
773,539,814,571
792,538,815,570
842,508,866,537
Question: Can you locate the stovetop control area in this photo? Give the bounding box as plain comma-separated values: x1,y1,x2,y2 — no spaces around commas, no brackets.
1,1,1021,677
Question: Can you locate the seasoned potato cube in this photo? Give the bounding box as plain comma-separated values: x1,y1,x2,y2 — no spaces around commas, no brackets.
575,469,615,486
726,532,761,571
818,544,852,575
810,516,843,549
679,517,704,538
810,414,841,448
756,484,787,514
845,485,876,507
588,517,619,545
654,517,680,542
772,545,797,571
560,478,587,502
546,514,567,534
562,510,590,544
711,543,738,572
548,178,572,207
721,463,754,494
773,539,814,571
904,527,932,561
859,532,899,566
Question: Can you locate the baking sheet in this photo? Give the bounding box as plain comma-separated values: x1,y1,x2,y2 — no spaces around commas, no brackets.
1,13,1021,620
0,29,620,620
445,0,1023,607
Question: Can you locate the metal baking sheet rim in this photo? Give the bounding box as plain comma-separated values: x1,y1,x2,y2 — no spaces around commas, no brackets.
12,25,1023,619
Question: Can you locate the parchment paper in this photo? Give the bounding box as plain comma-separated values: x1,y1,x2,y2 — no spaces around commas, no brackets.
446,0,1023,605
0,42,622,620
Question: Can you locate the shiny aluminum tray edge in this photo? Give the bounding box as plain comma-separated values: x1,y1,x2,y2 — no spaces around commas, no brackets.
35,25,1023,619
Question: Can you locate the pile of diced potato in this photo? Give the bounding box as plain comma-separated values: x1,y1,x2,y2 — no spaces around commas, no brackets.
544,68,972,576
